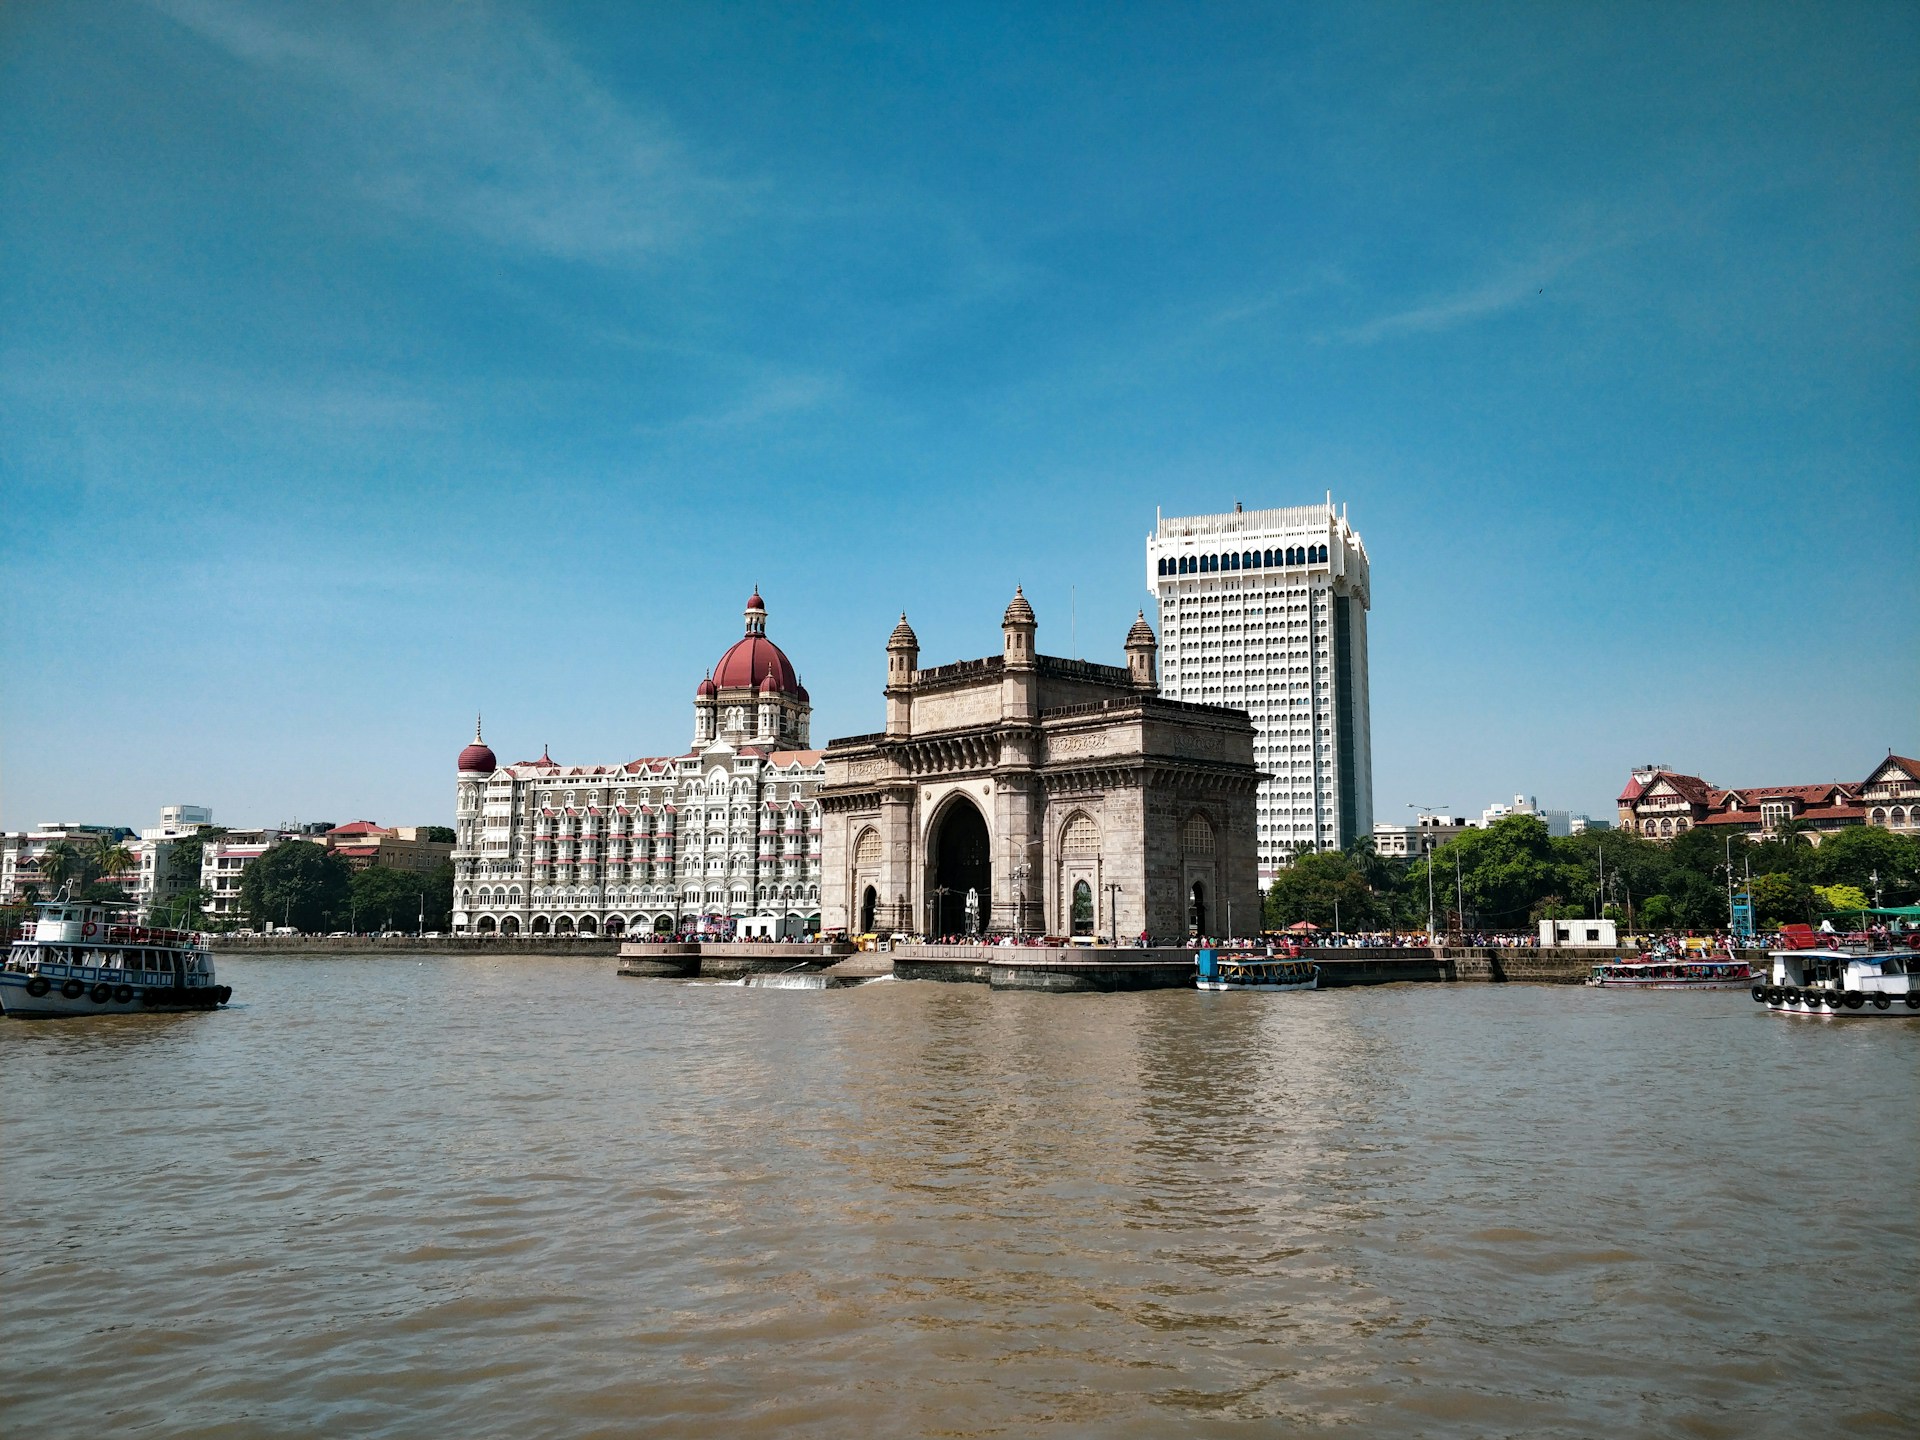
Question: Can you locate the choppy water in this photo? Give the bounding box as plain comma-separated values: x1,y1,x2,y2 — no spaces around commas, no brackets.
2,954,1915,1438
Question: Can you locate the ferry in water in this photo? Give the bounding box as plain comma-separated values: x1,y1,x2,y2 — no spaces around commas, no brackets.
1196,949,1320,992
0,900,230,1018
1586,956,1753,989
1752,926,1919,1018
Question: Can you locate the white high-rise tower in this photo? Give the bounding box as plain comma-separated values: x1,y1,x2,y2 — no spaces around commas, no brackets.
1147,500,1373,884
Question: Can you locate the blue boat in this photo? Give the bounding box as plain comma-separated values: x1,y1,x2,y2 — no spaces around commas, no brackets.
1196,948,1319,992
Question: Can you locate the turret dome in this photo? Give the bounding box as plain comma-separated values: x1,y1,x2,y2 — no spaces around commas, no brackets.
457,717,497,774
1002,586,1035,627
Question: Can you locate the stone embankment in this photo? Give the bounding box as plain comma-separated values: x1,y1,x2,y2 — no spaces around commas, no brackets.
215,934,621,957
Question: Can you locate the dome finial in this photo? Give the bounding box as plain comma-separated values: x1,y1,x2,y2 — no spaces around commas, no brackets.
474,713,484,742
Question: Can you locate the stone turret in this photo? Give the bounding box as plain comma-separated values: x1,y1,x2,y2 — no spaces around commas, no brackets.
886,613,918,738
1124,611,1158,693
1001,586,1037,721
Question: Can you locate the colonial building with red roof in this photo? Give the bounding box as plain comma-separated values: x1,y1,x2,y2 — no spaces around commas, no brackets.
1613,757,1920,842
451,593,826,940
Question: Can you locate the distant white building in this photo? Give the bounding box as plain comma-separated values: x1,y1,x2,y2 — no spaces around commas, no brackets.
1482,794,1574,838
135,805,217,921
1372,814,1473,858
1,822,137,903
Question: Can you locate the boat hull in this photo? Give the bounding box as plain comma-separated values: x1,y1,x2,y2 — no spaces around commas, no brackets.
1757,991,1920,1018
1587,978,1751,989
1197,977,1318,992
0,971,229,1018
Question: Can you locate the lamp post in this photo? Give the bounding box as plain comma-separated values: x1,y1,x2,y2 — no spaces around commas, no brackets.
1411,805,1447,942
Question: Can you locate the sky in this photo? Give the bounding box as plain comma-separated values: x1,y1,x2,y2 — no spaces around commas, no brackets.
2,0,1915,834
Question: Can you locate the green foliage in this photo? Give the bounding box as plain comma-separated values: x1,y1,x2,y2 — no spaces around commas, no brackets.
348,863,452,933
36,840,88,892
1415,816,1559,928
1640,894,1679,929
238,841,353,932
168,828,225,893
1808,826,1920,902
1748,872,1813,927
1266,850,1388,930
1813,884,1870,914
420,826,456,845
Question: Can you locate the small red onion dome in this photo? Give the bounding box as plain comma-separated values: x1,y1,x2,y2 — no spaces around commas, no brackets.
695,672,719,699
759,672,781,694
457,717,497,773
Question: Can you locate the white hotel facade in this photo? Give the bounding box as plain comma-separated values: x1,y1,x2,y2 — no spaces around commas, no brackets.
452,592,826,938
1147,501,1374,883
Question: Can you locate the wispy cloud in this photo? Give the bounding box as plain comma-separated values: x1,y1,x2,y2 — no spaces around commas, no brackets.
149,0,738,263
1336,252,1576,344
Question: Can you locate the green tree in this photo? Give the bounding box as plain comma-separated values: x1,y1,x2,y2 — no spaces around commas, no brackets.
1265,850,1388,931
1749,872,1813,927
91,834,135,881
167,827,225,895
36,840,88,893
1808,826,1920,903
1813,883,1870,915
238,841,352,932
1414,815,1559,929
420,826,456,845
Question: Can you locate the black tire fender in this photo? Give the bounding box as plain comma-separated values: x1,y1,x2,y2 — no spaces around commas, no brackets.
1751,986,1766,1003
1844,992,1864,1010
1871,994,1891,1011
1905,993,1920,1010
26,976,50,997
90,982,112,1004
113,984,133,1004
61,979,85,1000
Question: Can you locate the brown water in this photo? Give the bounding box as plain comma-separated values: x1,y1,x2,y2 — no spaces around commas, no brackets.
2,954,1915,1439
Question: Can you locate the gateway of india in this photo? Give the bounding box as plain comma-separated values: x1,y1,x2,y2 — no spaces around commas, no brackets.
819,589,1262,941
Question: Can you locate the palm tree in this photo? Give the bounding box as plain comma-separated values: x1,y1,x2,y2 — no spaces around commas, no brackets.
37,840,84,894
92,835,135,883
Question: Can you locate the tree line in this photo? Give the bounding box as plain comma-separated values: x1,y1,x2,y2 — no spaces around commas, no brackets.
1264,815,1920,934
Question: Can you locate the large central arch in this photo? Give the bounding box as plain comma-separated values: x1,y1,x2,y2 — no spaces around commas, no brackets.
929,796,992,936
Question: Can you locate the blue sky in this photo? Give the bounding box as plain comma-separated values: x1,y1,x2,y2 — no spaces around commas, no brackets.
2,1,1915,833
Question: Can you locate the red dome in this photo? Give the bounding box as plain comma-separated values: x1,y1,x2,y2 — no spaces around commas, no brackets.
458,718,496,773
713,636,799,693
695,673,718,699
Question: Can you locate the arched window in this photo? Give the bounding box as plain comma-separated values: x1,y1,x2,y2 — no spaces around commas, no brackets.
854,827,882,868
1263,548,1273,565
1228,553,1239,570
1071,880,1094,935
1061,813,1100,856
1870,807,1888,827
1244,551,1254,568
1317,544,1328,562
1182,814,1215,855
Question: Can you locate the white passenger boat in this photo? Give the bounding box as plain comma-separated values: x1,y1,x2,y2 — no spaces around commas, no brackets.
0,901,230,1018
1196,949,1319,992
1751,933,1918,1019
1586,957,1752,989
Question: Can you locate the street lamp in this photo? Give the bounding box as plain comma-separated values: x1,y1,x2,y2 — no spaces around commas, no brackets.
1411,805,1448,942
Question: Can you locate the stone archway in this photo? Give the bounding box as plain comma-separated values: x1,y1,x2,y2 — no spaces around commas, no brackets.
531,916,551,935
578,915,598,935
501,916,520,935
476,916,496,934
1189,880,1208,937
554,916,574,935
929,796,992,936
860,885,878,934
653,914,674,934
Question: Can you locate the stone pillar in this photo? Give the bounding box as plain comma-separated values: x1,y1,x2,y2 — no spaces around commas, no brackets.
994,777,1043,936
881,787,917,933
